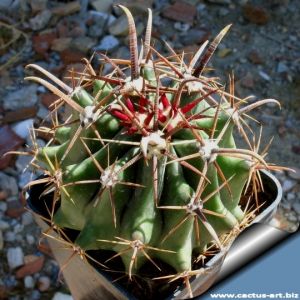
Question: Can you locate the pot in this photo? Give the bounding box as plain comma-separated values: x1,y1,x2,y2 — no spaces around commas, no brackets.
27,170,282,300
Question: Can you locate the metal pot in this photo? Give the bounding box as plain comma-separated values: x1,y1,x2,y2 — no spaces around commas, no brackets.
27,170,282,300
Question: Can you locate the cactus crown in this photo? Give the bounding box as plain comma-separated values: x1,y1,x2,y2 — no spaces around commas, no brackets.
20,6,286,299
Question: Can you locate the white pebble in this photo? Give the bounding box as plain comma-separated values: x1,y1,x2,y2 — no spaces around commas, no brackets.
24,276,35,289
52,292,74,300
26,234,35,245
37,276,51,292
11,119,34,139
7,247,24,269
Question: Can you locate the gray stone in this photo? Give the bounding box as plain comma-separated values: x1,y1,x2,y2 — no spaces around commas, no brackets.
277,62,289,73
4,85,38,110
15,154,32,173
288,167,300,181
13,223,24,234
282,179,297,192
280,201,291,210
258,70,271,81
292,202,300,215
0,220,10,230
90,0,113,13
37,104,49,120
29,9,52,31
88,11,115,38
26,234,35,245
4,231,16,242
18,170,34,189
0,201,7,212
52,292,73,300
7,247,24,269
94,35,119,52
30,290,41,300
181,28,209,46
24,276,35,289
174,22,190,32
22,211,34,226
108,15,128,36
37,276,51,292
71,37,96,54
287,192,296,201
0,172,18,197
12,119,34,140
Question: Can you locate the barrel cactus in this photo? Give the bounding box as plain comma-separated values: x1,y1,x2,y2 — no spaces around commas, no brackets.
21,6,285,299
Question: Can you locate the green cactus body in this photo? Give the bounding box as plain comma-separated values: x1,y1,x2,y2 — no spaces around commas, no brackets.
75,147,139,250
53,131,137,229
156,151,194,272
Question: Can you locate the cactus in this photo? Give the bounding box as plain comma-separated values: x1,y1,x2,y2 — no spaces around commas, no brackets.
20,6,287,299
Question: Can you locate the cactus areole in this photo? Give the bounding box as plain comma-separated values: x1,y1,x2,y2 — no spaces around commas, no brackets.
22,6,287,300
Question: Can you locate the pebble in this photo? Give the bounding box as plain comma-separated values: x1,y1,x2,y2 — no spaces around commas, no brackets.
180,28,210,46
14,223,24,234
7,247,24,269
292,202,300,215
24,275,35,289
108,15,130,36
258,70,271,81
71,36,96,54
281,201,291,210
282,179,297,192
0,220,10,230
174,22,190,32
90,0,113,13
243,3,269,25
94,35,119,52
22,211,34,226
29,9,52,31
29,290,42,300
26,234,35,245
162,1,197,24
4,231,16,242
0,201,8,212
287,193,296,201
15,155,32,173
37,276,51,292
12,119,35,140
288,167,300,181
52,292,74,300
0,173,19,198
0,126,25,170
4,86,38,111
277,62,289,73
